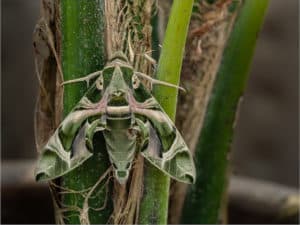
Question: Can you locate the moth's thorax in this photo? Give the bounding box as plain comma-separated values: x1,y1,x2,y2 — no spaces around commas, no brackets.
103,64,132,108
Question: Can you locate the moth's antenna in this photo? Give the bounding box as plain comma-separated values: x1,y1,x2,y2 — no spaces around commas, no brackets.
135,72,186,93
61,71,102,87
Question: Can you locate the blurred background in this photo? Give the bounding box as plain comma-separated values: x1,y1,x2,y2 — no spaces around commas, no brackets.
2,0,299,223
232,0,298,188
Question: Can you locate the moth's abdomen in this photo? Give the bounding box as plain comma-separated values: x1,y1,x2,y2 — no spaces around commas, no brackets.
103,129,137,184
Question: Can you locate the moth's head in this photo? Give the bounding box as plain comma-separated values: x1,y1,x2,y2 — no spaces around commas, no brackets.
108,51,129,63
96,61,142,106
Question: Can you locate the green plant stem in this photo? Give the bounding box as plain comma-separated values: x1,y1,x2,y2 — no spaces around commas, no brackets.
181,0,269,223
138,0,194,224
60,0,111,224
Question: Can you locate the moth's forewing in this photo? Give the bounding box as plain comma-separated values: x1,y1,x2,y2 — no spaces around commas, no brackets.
35,80,105,181
132,76,196,184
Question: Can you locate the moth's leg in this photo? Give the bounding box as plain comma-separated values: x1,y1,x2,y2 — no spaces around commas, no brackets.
61,71,102,87
135,72,186,92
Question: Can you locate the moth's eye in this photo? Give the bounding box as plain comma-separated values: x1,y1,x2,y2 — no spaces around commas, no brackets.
126,162,131,169
96,75,104,90
112,163,117,169
132,74,140,89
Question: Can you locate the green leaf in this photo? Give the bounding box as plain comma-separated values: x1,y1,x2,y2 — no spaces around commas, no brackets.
181,0,269,223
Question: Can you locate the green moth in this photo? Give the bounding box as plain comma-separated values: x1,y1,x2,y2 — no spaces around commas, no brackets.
35,52,196,184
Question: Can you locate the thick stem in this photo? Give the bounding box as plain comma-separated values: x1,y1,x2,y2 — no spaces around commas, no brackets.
60,0,112,224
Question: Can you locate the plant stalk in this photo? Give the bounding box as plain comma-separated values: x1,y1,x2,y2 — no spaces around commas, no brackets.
138,0,194,224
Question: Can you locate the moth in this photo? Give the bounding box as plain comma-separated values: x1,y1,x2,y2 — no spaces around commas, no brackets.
35,52,196,184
